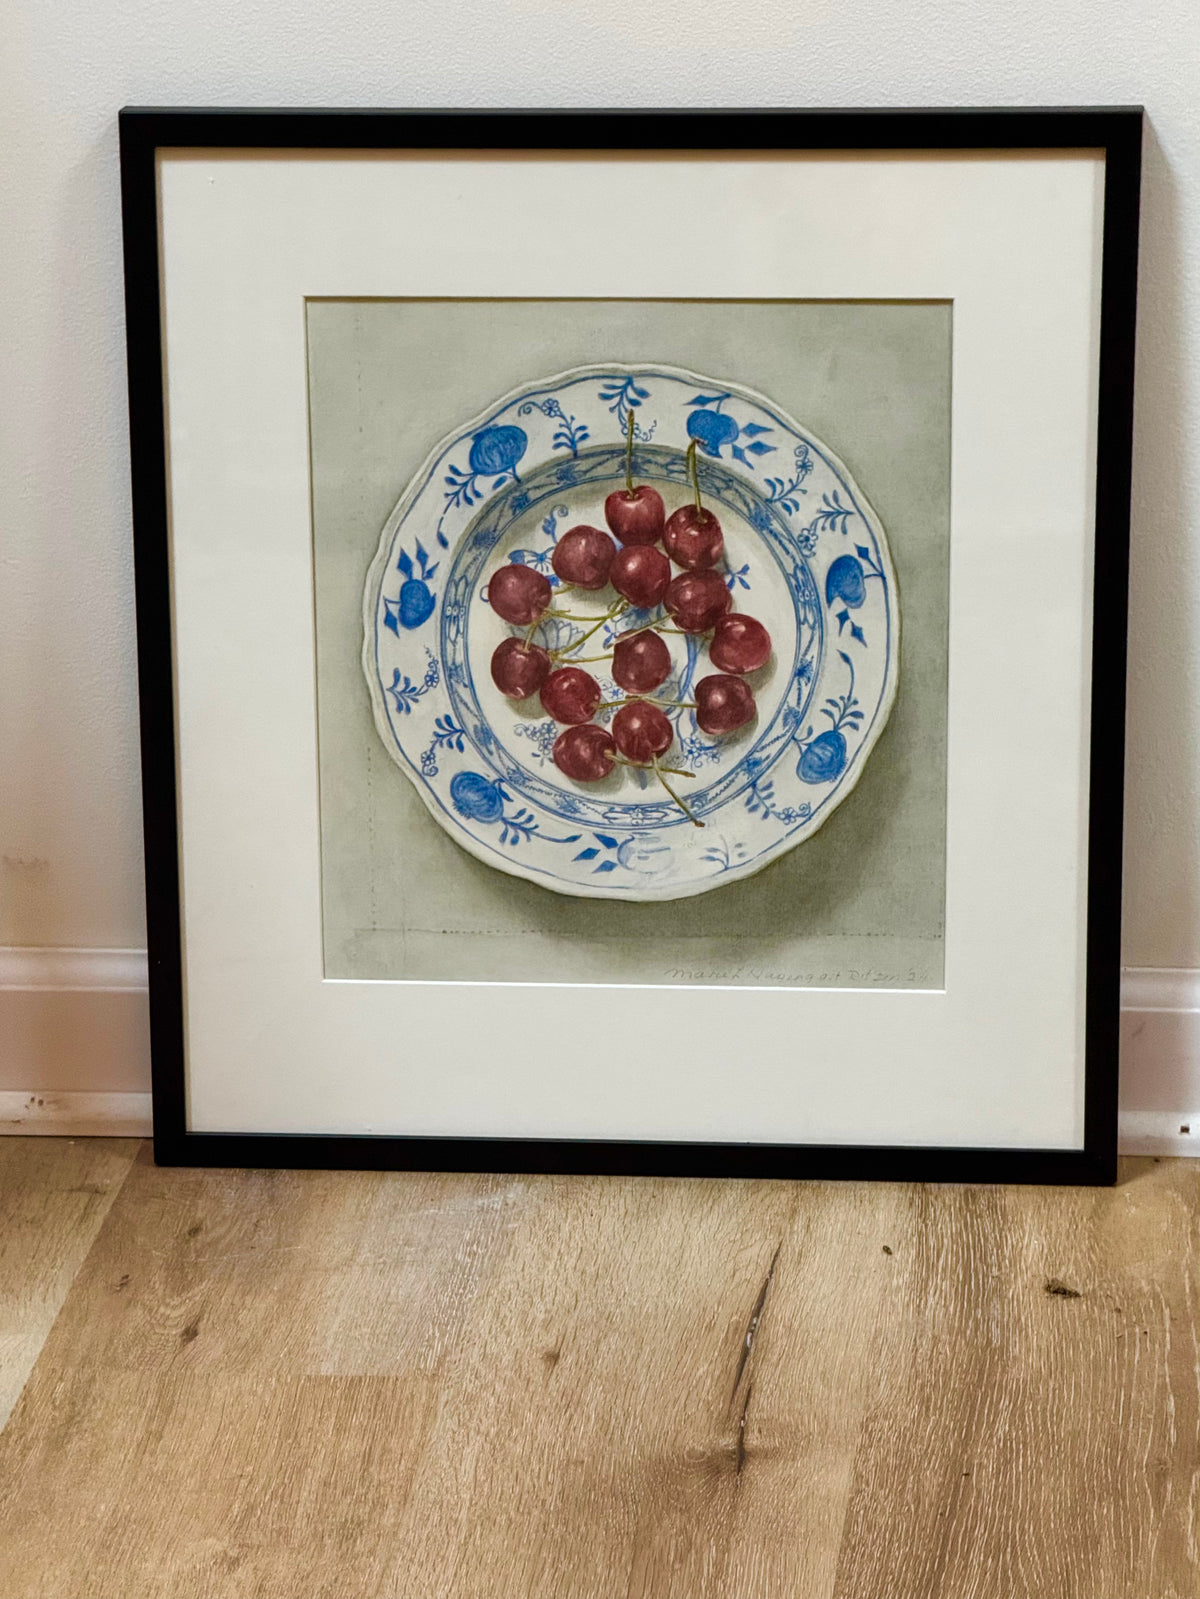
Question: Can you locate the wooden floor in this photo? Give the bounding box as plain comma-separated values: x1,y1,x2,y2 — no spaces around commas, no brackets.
0,1142,1194,1598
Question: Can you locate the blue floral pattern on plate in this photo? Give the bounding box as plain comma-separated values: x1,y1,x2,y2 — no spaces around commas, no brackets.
362,365,899,900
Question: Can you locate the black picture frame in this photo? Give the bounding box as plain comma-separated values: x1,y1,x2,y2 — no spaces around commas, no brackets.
120,106,1142,1183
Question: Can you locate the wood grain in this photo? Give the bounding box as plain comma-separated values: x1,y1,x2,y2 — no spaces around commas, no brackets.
0,1137,138,1428
832,1163,1199,1598
0,1146,1194,1598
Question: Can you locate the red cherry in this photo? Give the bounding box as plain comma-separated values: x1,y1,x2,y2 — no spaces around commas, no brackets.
540,667,601,725
664,569,732,634
488,563,552,625
553,723,617,782
551,525,615,590
490,638,552,699
663,504,724,570
611,544,671,609
605,485,666,546
612,629,671,695
709,614,772,674
695,674,756,735
612,701,673,765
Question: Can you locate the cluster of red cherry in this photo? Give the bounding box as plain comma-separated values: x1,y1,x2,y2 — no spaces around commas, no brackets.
486,419,772,824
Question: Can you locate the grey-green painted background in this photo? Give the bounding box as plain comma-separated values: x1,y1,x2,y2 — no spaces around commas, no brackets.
308,300,949,988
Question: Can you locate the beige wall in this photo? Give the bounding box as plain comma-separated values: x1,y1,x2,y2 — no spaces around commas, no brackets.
1,2,1196,1100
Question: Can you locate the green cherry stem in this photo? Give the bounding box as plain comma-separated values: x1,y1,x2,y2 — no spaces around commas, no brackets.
686,437,702,512
560,603,627,654
611,619,687,643
596,697,696,711
530,605,615,647
654,757,704,827
526,602,595,644
612,754,696,780
625,407,635,494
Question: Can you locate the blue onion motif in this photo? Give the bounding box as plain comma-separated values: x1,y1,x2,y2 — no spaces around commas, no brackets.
796,652,864,785
384,543,438,633
450,772,505,824
828,544,885,646
468,425,527,479
397,582,435,629
685,394,775,468
797,731,847,784
435,426,530,549
687,407,739,455
825,554,866,609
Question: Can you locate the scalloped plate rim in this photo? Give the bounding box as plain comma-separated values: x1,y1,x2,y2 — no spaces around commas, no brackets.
360,361,901,901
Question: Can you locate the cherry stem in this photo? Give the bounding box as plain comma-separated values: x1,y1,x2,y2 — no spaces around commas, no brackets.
611,618,685,643
528,605,617,647
687,438,702,512
596,696,696,711
612,754,696,779
560,602,627,654
526,602,593,643
654,757,704,827
625,408,635,494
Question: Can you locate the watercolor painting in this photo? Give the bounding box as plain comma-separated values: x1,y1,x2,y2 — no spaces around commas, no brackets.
308,299,948,988
361,365,898,901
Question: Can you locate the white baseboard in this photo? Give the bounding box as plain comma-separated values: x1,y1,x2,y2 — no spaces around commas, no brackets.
2,1090,1193,1164
0,945,149,990
1117,1110,1200,1157
1,1090,1192,1160
0,1091,153,1137
0,949,1196,1155
1119,967,1200,1012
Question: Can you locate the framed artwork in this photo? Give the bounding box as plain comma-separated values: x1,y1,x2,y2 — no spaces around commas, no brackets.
120,107,1141,1181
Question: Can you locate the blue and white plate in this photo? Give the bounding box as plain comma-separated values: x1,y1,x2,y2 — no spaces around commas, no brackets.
362,365,899,900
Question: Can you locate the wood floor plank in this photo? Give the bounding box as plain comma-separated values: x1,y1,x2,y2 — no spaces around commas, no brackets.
0,1136,139,1429
0,1149,1193,1599
373,1174,817,1599
24,1142,535,1377
831,1158,1199,1599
